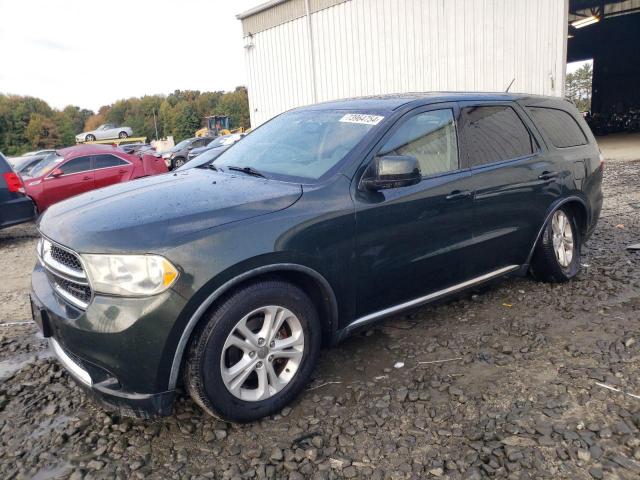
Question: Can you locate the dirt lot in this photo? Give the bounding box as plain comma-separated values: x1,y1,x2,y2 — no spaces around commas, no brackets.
1,153,639,480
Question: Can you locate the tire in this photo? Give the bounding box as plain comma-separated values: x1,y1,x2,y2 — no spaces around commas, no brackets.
172,157,186,169
184,279,321,422
119,131,128,139
530,207,581,283
85,134,96,142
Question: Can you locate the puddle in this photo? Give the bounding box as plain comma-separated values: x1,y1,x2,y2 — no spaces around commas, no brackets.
31,462,72,480
30,415,73,440
0,350,53,381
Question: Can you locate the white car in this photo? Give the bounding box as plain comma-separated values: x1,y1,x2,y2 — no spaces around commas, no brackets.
76,124,133,143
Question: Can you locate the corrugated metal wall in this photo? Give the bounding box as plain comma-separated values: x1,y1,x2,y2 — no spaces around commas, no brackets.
242,0,569,126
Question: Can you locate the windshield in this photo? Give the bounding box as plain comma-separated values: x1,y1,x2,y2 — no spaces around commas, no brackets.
172,139,191,151
215,110,382,181
27,153,64,178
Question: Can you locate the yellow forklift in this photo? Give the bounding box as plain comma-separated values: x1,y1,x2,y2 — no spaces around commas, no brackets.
195,115,246,138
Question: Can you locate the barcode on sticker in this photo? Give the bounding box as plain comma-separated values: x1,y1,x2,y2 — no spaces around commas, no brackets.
339,114,384,125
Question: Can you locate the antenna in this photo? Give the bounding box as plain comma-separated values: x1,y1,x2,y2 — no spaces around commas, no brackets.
505,78,516,93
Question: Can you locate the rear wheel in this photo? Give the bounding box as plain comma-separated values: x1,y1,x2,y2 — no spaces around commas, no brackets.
530,207,581,282
118,131,128,139
184,279,321,422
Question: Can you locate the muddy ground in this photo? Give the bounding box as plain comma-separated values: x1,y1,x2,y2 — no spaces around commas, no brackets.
0,156,639,480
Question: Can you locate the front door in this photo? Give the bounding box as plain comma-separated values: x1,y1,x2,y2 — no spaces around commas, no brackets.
353,105,476,319
457,102,555,277
43,156,95,207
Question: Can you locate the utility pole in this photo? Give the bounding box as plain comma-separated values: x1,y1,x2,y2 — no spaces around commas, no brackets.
152,108,159,140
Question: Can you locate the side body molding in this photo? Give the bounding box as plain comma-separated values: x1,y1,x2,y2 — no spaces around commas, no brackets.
168,263,338,389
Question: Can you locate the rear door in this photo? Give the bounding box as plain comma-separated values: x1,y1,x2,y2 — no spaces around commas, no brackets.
93,154,134,189
42,156,94,207
458,102,556,277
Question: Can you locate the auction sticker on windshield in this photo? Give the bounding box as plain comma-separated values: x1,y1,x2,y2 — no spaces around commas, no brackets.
339,114,385,125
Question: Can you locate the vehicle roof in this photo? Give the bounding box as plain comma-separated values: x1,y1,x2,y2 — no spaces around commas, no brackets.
58,144,130,157
300,92,570,112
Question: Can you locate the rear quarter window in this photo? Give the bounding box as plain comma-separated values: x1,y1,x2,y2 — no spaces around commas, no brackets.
527,107,588,148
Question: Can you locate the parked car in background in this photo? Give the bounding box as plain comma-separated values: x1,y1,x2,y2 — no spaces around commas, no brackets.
8,151,56,176
176,141,237,171
0,152,35,229
23,144,167,212
187,134,244,162
76,124,133,143
119,143,157,156
161,137,213,169
31,93,602,422
21,149,56,157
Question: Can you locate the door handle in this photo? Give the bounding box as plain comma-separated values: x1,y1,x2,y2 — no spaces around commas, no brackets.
446,190,472,201
119,169,126,173
538,171,559,181
82,176,91,180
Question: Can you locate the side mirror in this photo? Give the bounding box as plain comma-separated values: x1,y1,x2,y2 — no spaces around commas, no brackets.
361,155,421,191
50,168,63,178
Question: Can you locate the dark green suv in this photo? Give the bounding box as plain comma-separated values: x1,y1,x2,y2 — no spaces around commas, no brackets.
31,93,603,422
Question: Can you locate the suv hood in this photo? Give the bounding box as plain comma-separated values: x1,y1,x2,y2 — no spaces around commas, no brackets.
38,169,302,253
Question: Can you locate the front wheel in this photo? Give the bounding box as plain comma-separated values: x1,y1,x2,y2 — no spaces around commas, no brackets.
172,157,185,169
530,207,581,282
85,134,96,142
184,279,321,422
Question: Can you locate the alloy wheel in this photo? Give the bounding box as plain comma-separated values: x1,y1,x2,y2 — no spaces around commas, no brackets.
551,210,574,267
220,305,304,401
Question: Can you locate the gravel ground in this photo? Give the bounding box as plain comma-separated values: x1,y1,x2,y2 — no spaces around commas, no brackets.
0,157,639,480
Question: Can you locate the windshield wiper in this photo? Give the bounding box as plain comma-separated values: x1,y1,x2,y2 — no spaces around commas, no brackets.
227,165,266,178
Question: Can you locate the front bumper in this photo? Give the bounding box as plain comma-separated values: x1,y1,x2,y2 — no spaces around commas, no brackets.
31,262,186,418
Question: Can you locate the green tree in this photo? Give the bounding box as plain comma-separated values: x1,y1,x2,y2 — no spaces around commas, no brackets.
25,113,59,149
566,63,593,112
217,87,250,129
172,102,200,141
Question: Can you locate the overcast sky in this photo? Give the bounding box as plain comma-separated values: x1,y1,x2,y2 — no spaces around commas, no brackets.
0,0,263,112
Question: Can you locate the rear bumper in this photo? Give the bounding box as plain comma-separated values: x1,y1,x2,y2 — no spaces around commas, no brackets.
0,195,35,229
31,262,186,418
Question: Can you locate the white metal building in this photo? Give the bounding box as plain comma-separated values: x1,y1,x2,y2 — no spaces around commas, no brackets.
237,0,569,127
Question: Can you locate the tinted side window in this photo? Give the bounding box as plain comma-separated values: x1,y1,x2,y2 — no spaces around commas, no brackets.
94,154,128,169
461,105,535,167
527,107,588,148
380,109,459,177
59,156,92,174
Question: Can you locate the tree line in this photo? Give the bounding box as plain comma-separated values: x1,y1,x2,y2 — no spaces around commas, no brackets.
0,87,250,156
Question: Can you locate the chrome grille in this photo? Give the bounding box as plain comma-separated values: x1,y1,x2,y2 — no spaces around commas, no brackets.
50,245,83,272
38,236,92,309
53,277,92,304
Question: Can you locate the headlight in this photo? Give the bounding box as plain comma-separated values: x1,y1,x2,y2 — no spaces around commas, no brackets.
82,254,179,296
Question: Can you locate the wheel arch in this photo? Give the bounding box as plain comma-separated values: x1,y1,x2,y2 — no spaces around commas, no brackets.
525,195,589,265
167,263,339,390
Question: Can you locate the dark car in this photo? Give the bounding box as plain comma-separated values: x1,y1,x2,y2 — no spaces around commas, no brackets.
162,137,213,170
187,134,244,162
0,152,36,229
31,93,603,422
176,143,233,171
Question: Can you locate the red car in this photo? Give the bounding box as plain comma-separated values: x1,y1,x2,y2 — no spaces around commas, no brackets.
23,144,168,212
